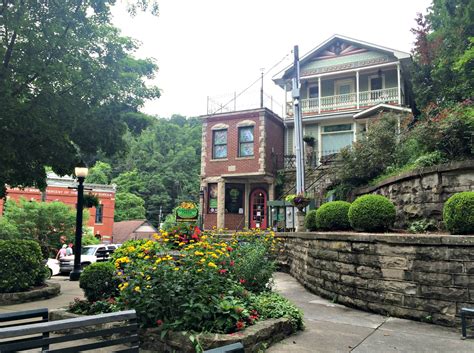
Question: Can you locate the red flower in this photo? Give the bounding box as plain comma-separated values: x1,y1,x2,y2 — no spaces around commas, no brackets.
236,321,245,330
239,279,246,284
230,260,235,267
156,319,163,326
219,269,228,275
227,246,233,252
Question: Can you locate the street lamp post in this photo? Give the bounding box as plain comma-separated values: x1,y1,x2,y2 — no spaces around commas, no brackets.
69,164,88,281
199,188,205,229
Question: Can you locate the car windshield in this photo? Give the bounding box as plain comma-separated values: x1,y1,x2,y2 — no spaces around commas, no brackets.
81,247,96,256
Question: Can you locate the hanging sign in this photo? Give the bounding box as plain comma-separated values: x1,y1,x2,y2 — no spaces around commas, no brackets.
176,201,199,223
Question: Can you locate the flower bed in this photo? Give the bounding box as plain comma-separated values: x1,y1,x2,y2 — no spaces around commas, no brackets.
68,228,303,351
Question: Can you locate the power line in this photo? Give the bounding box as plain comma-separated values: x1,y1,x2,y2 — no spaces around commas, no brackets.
209,52,291,116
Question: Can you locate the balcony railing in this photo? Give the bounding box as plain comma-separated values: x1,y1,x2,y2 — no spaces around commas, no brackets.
297,87,399,116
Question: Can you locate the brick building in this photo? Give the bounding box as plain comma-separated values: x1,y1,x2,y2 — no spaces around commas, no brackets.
0,172,116,242
200,108,285,230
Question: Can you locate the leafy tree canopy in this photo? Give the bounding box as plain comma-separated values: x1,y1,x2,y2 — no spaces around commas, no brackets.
0,0,160,197
86,161,113,184
411,0,473,108
114,192,146,222
2,198,90,257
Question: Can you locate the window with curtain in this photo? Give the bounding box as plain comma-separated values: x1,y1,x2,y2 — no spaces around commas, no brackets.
238,126,254,157
321,124,353,156
212,129,227,159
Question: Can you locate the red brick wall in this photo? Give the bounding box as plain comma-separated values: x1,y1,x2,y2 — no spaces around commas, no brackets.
264,113,285,173
0,186,115,238
204,213,217,229
203,109,284,178
203,111,261,178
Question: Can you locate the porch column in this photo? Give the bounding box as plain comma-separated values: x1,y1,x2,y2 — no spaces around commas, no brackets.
244,182,250,228
397,63,401,105
356,70,360,109
317,124,322,165
268,182,275,201
217,180,225,229
318,76,321,114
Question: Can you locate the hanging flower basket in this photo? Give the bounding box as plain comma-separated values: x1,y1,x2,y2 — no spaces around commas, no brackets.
285,194,311,212
83,194,99,208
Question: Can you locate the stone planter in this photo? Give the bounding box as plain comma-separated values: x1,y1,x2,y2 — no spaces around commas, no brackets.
50,309,295,352
0,281,60,305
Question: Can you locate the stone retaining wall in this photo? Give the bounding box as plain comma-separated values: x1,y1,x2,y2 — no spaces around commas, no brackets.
0,282,60,305
354,160,474,227
277,232,474,327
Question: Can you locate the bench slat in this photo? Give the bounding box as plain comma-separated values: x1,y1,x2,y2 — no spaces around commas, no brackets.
0,324,138,351
44,334,140,353
0,310,137,339
0,308,48,322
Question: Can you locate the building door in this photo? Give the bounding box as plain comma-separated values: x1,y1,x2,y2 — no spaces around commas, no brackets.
250,189,267,229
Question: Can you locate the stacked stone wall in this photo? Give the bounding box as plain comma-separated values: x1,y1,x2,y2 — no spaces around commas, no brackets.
355,161,474,227
277,232,474,327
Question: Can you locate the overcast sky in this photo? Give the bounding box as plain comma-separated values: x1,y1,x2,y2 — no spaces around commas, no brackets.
112,0,432,118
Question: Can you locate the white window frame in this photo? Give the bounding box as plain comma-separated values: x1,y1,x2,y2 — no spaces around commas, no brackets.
368,74,385,91
307,83,319,99
334,78,355,96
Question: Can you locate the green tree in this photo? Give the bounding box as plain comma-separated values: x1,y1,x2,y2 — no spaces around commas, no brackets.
0,218,20,240
86,161,113,185
411,0,474,108
2,198,90,257
0,0,160,197
114,192,146,222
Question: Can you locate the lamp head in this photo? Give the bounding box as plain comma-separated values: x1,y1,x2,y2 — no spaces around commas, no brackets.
75,161,89,178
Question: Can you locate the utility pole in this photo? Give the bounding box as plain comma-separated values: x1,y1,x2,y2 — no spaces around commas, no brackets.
260,68,264,108
292,45,305,194
159,205,163,225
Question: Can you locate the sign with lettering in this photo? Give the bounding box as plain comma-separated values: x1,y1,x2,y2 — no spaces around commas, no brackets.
176,201,199,223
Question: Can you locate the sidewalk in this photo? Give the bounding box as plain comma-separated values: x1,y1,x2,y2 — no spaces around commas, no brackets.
268,272,474,353
0,276,83,314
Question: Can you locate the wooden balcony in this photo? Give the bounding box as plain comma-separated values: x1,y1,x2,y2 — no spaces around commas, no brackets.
287,87,400,118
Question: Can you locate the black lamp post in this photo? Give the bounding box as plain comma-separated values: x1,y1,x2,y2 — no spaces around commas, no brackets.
69,163,88,281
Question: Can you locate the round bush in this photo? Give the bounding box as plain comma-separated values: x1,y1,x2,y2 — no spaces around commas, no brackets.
443,192,474,235
304,209,318,231
316,201,351,230
0,240,45,293
349,195,396,232
79,262,120,302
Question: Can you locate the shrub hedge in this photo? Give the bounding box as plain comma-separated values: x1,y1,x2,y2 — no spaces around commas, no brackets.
316,201,351,231
443,192,474,235
0,240,46,293
348,195,396,232
79,262,120,302
304,209,318,231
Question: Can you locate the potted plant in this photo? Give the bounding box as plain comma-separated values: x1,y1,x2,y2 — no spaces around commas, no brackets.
302,136,315,147
285,193,311,212
83,193,99,208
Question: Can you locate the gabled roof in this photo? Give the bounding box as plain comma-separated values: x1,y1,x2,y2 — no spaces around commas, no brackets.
353,103,412,119
273,34,411,86
112,219,157,244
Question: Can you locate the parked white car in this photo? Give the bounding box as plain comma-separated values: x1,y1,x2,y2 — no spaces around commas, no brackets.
59,244,119,273
45,258,60,278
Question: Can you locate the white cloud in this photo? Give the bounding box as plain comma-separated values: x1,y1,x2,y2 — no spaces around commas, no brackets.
112,0,432,118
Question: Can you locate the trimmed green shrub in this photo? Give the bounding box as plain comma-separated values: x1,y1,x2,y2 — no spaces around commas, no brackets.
304,209,318,231
79,262,120,302
316,201,351,231
443,192,474,235
0,218,20,240
0,240,45,293
349,195,396,232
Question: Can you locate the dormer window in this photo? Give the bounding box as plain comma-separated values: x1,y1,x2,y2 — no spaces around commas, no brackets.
212,129,227,159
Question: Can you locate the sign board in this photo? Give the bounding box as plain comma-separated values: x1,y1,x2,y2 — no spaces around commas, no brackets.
176,201,199,223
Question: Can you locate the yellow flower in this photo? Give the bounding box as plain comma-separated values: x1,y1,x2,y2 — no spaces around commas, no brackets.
134,286,141,292
208,262,217,268
127,246,136,252
119,282,129,291
146,275,151,280
173,267,179,271
194,251,204,256
144,255,150,260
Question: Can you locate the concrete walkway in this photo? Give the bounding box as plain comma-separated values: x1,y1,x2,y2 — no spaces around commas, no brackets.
0,276,83,314
268,272,474,353
2,274,474,352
